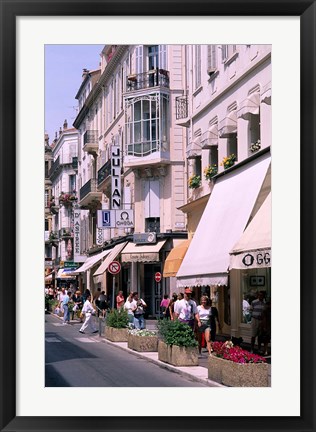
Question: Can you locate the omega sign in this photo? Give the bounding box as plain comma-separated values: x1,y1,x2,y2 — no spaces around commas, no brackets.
111,142,121,210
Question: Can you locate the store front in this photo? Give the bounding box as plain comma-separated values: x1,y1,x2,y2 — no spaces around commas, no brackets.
229,192,271,342
176,153,271,337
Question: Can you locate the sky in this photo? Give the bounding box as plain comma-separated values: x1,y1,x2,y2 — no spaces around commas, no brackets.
45,44,104,143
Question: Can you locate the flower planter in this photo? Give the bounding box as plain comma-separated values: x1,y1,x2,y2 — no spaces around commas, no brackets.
128,334,158,352
104,326,128,342
208,354,269,387
158,340,199,367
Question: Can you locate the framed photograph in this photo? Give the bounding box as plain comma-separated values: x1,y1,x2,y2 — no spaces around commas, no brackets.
1,1,315,432
249,275,265,286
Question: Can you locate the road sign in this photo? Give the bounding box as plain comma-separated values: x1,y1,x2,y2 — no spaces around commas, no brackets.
155,272,162,283
108,261,121,275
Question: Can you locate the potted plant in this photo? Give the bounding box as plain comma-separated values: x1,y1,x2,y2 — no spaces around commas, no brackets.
188,175,201,189
156,319,199,366
249,139,261,153
104,308,130,342
127,329,158,352
204,164,218,180
221,154,236,169
208,341,269,387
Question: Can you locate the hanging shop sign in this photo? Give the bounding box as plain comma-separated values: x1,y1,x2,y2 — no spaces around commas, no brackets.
111,142,121,209
73,209,88,262
230,249,271,270
97,209,134,229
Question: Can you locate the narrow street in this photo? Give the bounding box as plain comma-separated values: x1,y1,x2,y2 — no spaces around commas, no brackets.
45,314,209,387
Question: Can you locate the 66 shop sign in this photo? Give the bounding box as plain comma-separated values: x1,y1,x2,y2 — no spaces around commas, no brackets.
231,249,271,269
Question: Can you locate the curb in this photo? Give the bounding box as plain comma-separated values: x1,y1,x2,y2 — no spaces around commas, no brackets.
98,336,225,387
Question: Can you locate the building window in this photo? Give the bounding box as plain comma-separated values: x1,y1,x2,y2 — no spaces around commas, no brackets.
45,190,49,207
227,134,238,160
209,145,218,167
145,217,160,233
195,45,201,89
222,45,237,62
248,114,261,155
195,156,202,178
207,45,218,76
125,93,169,157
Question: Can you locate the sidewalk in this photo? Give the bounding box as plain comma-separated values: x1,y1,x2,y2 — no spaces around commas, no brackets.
48,313,271,387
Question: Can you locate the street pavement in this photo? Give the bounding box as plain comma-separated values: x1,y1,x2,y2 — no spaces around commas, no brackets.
47,313,271,387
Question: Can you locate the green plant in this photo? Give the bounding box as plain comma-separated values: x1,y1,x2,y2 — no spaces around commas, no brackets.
204,164,218,180
249,139,261,153
106,308,129,328
221,154,236,169
156,319,198,348
188,175,201,189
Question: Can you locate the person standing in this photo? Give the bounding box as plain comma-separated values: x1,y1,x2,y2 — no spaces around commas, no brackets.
196,295,212,355
168,293,178,321
174,288,199,330
62,290,71,325
124,292,136,327
79,295,98,334
98,291,108,317
116,290,125,309
71,290,83,321
250,290,266,353
209,299,221,343
133,292,147,330
160,294,170,318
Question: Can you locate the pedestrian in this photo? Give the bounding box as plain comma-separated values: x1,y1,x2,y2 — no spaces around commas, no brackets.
133,292,147,330
196,295,212,355
250,290,266,353
208,299,221,343
160,294,170,318
174,288,199,330
62,290,71,325
168,293,179,320
82,288,91,303
116,290,125,309
71,290,83,320
124,292,136,327
260,298,271,356
93,288,102,315
79,294,98,334
98,291,108,317
48,285,54,300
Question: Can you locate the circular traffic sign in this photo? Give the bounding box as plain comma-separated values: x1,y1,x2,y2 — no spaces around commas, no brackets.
108,261,121,275
155,272,162,282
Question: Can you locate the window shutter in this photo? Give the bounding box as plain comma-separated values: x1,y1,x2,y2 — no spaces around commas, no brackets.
144,180,160,218
136,45,143,74
159,45,167,69
207,45,217,73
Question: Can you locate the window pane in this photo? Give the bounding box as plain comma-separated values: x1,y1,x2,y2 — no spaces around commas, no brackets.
134,122,141,142
143,99,150,119
134,101,141,121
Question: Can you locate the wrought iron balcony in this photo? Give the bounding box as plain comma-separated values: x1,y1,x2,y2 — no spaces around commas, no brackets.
175,95,188,120
97,159,111,187
59,227,73,239
46,231,59,243
79,178,102,207
49,155,61,180
83,130,99,155
126,68,169,92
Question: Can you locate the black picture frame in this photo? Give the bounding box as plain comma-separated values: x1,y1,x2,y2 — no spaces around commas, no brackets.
249,275,265,287
0,1,315,431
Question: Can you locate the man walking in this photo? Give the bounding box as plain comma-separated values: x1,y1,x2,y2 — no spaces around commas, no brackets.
174,288,200,330
250,290,266,353
79,294,98,334
62,290,71,325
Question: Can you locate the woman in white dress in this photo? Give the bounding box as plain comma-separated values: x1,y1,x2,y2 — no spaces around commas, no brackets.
196,295,212,355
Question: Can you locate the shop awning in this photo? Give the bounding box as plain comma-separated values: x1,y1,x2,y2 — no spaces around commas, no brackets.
229,192,271,269
56,268,77,279
121,240,166,263
93,242,128,284
237,92,260,120
163,239,191,277
186,137,202,159
45,274,52,281
176,153,271,288
218,110,237,138
73,249,112,274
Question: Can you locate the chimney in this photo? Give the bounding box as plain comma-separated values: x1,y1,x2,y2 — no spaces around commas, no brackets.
82,68,89,79
63,119,68,130
59,127,62,136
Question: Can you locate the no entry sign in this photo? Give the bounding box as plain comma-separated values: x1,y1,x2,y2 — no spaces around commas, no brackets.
155,272,162,283
108,261,121,275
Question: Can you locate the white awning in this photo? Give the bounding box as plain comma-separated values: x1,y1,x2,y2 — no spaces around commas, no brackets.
201,125,218,149
218,111,237,138
186,137,202,159
176,153,271,288
121,240,166,263
229,192,271,269
261,82,271,105
73,249,112,274
237,92,260,120
93,242,128,284
56,268,77,279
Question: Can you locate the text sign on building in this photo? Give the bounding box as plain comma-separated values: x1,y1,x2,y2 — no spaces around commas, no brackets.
111,142,121,209
73,210,87,262
97,210,134,229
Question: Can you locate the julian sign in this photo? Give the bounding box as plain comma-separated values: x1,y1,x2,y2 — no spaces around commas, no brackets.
111,142,121,209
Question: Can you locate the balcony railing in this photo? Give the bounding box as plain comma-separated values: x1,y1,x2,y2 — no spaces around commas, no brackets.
83,130,99,154
98,160,111,186
49,155,60,177
59,227,73,238
175,95,188,120
80,178,98,201
126,68,169,92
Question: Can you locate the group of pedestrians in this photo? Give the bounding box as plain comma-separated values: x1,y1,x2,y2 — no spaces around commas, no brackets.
123,291,147,329
160,288,221,355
